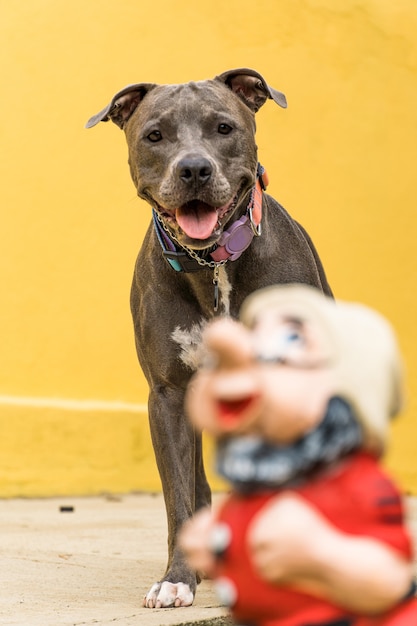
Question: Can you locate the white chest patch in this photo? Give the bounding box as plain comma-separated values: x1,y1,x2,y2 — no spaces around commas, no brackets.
172,265,232,370
171,321,208,371
217,265,231,316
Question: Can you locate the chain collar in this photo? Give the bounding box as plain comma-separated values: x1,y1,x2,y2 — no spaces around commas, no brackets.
154,211,227,270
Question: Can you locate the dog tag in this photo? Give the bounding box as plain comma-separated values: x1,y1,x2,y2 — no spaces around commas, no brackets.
213,266,220,312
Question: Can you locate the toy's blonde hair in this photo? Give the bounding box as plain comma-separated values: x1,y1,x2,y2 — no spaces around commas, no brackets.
240,284,404,455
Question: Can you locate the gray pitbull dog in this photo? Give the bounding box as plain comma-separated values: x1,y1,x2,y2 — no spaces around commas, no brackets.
86,68,332,608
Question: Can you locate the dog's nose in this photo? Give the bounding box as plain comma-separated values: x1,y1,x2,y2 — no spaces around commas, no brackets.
177,156,212,186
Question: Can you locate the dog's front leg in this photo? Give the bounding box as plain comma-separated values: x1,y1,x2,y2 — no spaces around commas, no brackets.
143,385,210,608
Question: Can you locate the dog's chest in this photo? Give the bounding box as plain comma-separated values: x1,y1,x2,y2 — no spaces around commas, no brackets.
171,265,232,370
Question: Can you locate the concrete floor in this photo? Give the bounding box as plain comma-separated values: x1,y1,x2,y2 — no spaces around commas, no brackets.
0,493,415,626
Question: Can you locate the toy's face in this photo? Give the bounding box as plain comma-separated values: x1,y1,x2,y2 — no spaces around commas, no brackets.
186,308,335,444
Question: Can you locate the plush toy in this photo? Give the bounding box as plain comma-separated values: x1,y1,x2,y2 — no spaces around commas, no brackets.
179,284,417,626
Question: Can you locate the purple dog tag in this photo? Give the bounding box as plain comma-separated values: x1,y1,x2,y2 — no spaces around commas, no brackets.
225,221,254,260
211,215,255,262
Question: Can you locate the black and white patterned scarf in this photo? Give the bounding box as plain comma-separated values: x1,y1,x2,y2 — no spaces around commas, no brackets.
215,396,363,493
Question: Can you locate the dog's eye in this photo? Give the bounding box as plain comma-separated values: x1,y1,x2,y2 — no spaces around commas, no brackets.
147,130,162,142
218,123,233,135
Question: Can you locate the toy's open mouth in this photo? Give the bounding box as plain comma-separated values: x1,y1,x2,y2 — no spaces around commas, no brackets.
216,395,259,430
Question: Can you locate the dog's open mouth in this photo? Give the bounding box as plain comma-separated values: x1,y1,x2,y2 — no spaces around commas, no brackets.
175,196,235,240
176,201,219,240
155,191,239,243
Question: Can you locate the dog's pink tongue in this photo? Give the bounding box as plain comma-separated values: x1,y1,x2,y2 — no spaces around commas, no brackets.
176,204,218,240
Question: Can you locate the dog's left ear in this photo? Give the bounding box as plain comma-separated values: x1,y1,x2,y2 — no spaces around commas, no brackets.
216,68,287,112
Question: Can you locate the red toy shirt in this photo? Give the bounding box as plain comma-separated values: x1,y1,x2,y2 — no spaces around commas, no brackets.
214,452,417,626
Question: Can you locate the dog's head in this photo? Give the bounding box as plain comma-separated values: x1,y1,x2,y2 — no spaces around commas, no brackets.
86,69,287,250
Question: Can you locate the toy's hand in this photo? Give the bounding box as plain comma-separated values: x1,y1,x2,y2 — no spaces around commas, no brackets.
248,492,413,614
248,492,330,583
179,507,216,577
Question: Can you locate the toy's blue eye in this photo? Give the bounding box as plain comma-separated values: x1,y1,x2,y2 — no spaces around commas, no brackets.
288,332,299,341
285,330,303,344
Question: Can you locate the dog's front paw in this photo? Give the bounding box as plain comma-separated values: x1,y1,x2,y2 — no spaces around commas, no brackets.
142,581,194,608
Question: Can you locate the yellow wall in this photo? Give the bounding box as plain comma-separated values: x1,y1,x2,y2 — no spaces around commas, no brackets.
1,0,417,496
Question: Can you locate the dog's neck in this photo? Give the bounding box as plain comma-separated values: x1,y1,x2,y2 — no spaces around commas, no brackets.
152,163,268,274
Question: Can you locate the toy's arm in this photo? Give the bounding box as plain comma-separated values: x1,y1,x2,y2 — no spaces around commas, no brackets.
248,492,413,615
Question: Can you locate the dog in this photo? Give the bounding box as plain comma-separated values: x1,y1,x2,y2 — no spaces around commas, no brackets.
86,68,332,609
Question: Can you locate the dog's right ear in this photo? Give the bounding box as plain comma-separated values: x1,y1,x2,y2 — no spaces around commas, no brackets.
85,83,157,129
